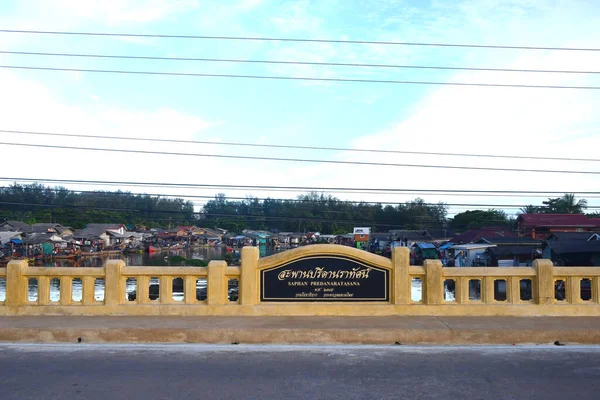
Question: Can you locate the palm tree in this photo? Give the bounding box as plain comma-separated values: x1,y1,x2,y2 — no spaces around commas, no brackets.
560,194,587,214
519,205,539,214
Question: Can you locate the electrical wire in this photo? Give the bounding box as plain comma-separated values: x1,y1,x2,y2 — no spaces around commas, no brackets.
1,65,599,89
1,29,598,51
1,141,599,175
3,185,594,209
1,177,598,195
1,50,598,75
3,129,598,163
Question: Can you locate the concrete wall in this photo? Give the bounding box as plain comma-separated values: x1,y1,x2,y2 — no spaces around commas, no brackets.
1,244,600,316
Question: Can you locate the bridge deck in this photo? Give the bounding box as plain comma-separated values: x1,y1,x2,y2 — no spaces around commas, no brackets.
1,315,600,344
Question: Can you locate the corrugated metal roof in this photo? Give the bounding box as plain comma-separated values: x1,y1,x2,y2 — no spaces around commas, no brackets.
518,214,599,228
414,242,436,249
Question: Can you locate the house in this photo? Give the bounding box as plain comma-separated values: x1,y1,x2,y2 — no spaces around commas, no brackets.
24,232,66,246
475,237,542,266
244,231,270,245
353,227,370,248
449,244,497,267
542,232,600,266
411,242,438,264
425,229,455,243
0,221,31,232
451,228,516,245
73,226,113,247
192,227,224,240
0,231,23,246
168,228,189,237
85,223,126,235
31,223,74,237
516,214,600,240
389,230,432,249
370,232,391,246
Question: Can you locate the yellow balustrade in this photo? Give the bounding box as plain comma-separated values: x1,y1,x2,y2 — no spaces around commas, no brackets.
0,244,599,316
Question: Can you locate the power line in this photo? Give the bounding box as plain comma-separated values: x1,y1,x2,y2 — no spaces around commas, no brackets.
1,65,599,90
4,185,595,209
2,50,599,75
0,201,451,227
5,181,596,200
1,29,598,52
3,129,599,163
2,177,598,195
2,141,599,175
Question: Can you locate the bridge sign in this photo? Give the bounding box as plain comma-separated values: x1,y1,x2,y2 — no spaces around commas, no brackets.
260,255,389,302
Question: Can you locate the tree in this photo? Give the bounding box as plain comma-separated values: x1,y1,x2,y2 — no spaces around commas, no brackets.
541,194,587,214
519,205,540,214
560,193,587,214
449,209,509,231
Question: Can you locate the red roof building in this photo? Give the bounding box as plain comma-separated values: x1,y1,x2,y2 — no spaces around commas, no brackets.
516,214,600,240
452,228,516,244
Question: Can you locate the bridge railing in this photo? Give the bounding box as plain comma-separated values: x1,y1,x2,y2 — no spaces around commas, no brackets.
0,245,599,315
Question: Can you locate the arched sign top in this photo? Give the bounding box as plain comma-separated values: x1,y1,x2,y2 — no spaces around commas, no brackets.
257,244,393,271
257,245,392,302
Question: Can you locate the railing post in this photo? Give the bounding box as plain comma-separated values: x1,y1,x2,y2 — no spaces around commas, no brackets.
208,260,227,305
424,259,443,305
105,260,125,306
240,246,259,306
38,276,50,305
6,259,28,307
82,277,95,305
534,259,554,305
392,246,410,304
60,277,73,306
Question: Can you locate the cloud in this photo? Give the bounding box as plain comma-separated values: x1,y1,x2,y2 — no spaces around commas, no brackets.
38,0,199,24
238,0,264,10
270,0,322,33
0,70,217,191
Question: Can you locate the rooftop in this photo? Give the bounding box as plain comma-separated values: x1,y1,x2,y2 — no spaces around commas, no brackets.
517,214,600,228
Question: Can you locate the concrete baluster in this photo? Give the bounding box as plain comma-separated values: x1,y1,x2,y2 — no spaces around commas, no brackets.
60,277,73,306
455,277,469,304
509,276,521,303
38,276,50,305
105,260,125,305
82,277,96,305
392,246,410,304
6,260,28,307
240,247,259,306
424,259,443,305
534,259,554,305
136,276,150,304
483,276,495,303
160,276,172,304
184,276,197,304
568,277,581,304
208,261,227,306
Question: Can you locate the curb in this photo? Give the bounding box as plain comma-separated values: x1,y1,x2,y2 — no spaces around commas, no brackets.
2,328,600,345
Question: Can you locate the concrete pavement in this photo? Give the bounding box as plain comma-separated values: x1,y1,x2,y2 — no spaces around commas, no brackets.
1,316,600,344
1,344,600,399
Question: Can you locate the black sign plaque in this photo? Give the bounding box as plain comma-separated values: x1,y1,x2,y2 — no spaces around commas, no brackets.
260,255,389,302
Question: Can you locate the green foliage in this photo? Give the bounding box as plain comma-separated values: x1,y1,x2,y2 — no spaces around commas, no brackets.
540,194,587,214
201,193,448,234
449,209,509,231
169,256,208,266
0,183,196,227
187,258,208,267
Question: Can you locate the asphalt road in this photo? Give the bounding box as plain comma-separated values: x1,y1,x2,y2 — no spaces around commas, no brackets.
1,344,599,400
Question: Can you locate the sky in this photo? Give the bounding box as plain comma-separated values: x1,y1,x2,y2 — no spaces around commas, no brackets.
0,0,599,219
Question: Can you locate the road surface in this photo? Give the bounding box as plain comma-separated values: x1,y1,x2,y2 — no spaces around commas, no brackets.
0,344,599,399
